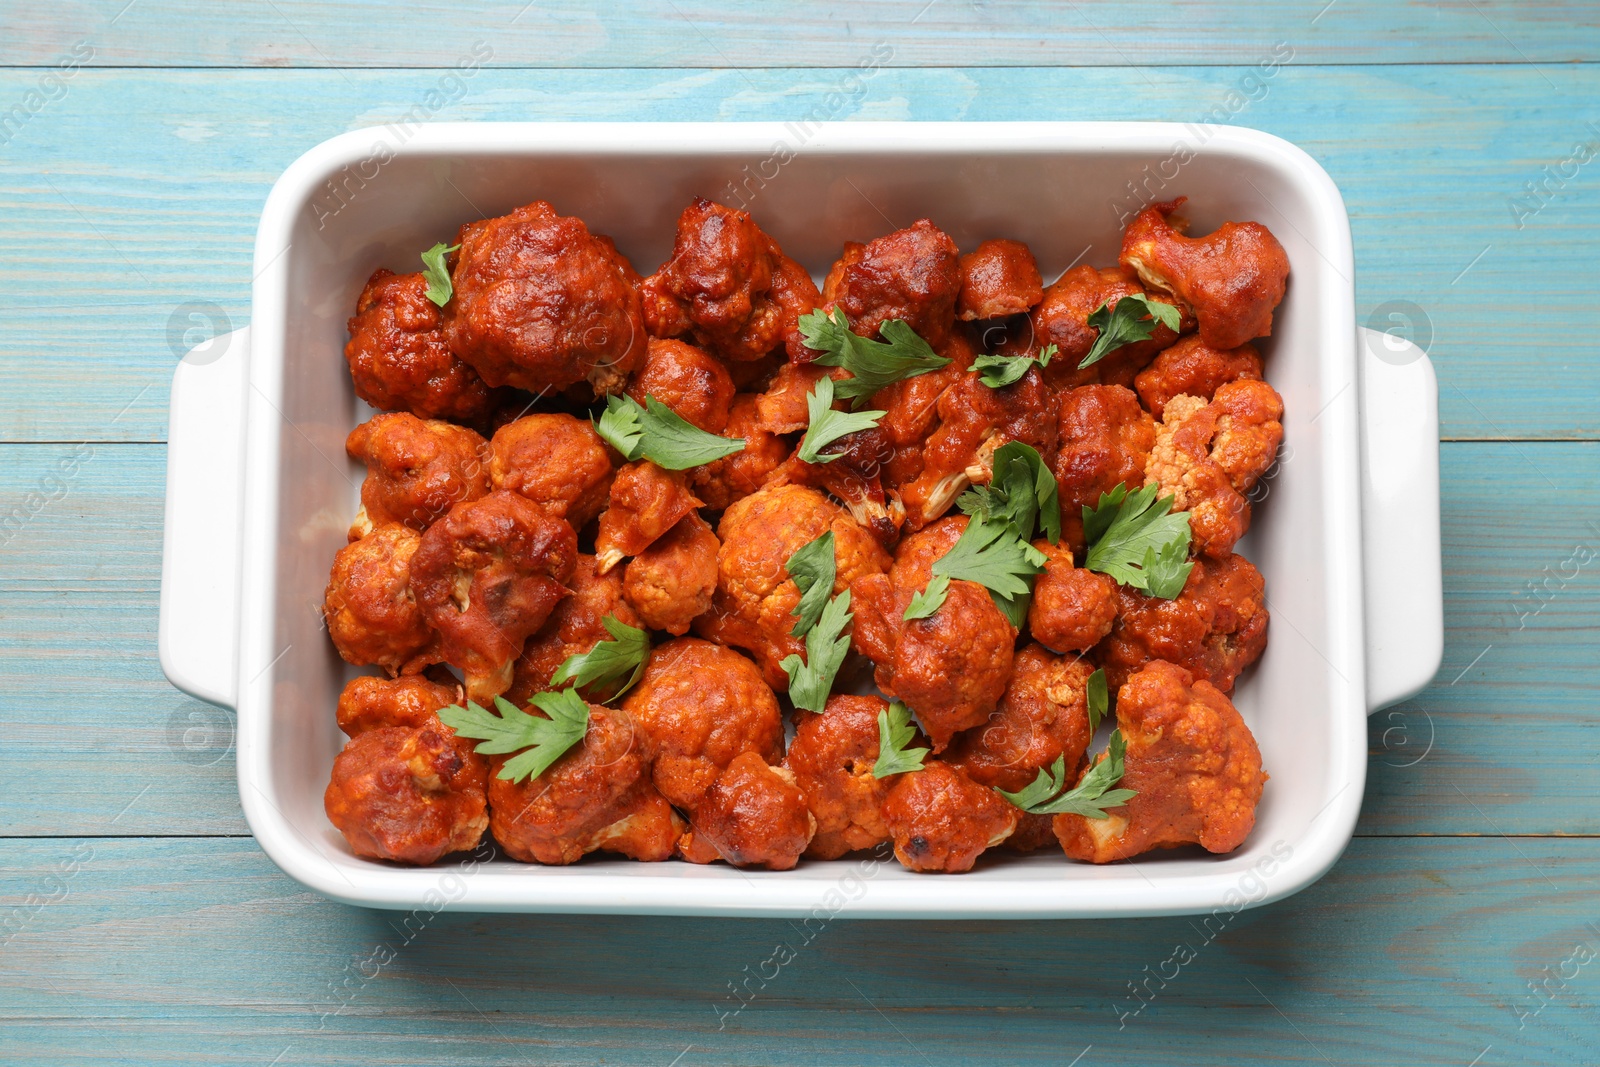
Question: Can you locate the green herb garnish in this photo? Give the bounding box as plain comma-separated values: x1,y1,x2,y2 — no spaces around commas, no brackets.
781,589,853,713
786,530,838,638
872,701,929,778
548,615,650,701
1081,483,1193,599
796,375,885,464
798,309,950,408
995,730,1137,818
1086,667,1109,734
594,394,746,471
1079,294,1181,370
903,514,1046,626
902,574,950,622
438,690,591,783
420,242,459,307
969,344,1058,389
956,440,1061,545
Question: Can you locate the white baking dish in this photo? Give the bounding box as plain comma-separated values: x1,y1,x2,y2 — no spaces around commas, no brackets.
158,122,1441,918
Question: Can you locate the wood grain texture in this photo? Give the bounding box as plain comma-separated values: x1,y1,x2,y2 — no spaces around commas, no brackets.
4,0,1598,67
0,442,1593,838
1,836,1595,1065
1,65,1599,441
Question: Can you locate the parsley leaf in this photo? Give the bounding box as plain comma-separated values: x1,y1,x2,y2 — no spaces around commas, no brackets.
1086,667,1109,734
780,589,853,713
796,375,885,464
902,573,951,621
1079,294,1181,370
438,691,591,784
798,309,950,407
995,730,1138,818
932,515,1045,600
872,701,929,778
594,394,746,471
956,441,1061,545
420,242,460,307
1081,483,1193,599
549,615,650,701
787,531,837,638
969,344,1058,389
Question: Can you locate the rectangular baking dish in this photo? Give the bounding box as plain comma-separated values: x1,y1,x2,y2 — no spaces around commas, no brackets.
159,122,1442,918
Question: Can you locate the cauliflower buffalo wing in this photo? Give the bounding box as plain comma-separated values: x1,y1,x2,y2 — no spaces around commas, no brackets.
335,672,461,737
1055,660,1266,862
945,643,1095,794
1134,335,1264,420
1054,384,1156,553
409,490,578,702
1144,380,1284,558
594,460,704,573
956,239,1043,322
488,704,682,864
1015,266,1186,390
822,219,962,351
881,760,1018,872
678,752,816,870
346,412,489,538
699,484,890,686
620,637,783,811
443,200,645,395
488,413,614,529
1119,198,1290,351
640,197,820,363
623,512,719,635
325,721,488,865
1027,540,1118,654
687,393,790,510
767,422,903,547
783,694,897,859
505,553,641,704
1094,552,1268,693
344,269,500,425
627,337,736,433
324,523,439,675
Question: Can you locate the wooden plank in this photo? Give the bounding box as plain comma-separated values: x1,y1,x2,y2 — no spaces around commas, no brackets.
0,441,1594,838
2,65,1598,442
5,0,1598,67
1,836,1594,1064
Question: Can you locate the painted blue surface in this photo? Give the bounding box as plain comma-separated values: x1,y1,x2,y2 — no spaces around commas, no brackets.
0,5,1596,1064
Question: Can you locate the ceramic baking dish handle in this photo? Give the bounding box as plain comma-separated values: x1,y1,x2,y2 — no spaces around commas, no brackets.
1357,325,1443,714
158,326,249,709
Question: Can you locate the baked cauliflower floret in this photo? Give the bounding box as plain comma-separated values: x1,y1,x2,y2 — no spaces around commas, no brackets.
345,412,489,538
622,512,719,635
344,268,500,426
881,760,1018,872
849,571,1014,753
678,752,816,870
620,637,783,811
1055,660,1266,862
1026,540,1118,654
698,484,891,687
409,490,578,702
1093,552,1268,693
945,643,1095,794
335,672,461,737
766,422,903,547
956,239,1043,322
324,721,488,865
640,197,820,363
594,460,704,574
504,553,641,705
821,219,962,351
487,703,682,864
626,336,736,433
323,523,439,675
1134,334,1264,420
687,393,791,510
1012,265,1186,390
1053,384,1156,554
1119,198,1290,351
783,694,897,859
487,413,614,530
442,200,645,395
1144,380,1284,558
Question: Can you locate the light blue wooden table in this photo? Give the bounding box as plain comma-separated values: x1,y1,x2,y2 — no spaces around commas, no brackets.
3,4,1598,1063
